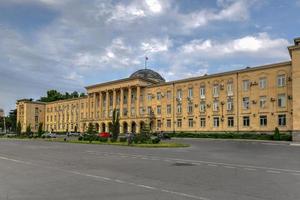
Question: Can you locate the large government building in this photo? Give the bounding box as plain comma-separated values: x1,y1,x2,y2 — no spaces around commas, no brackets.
17,37,300,141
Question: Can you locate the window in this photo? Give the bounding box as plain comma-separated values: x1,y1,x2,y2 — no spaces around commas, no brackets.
277,75,286,87
228,117,234,127
213,85,219,97
227,83,233,96
157,92,162,100
147,106,152,115
213,117,219,127
147,94,152,101
278,114,286,126
188,103,193,114
177,119,182,127
227,99,233,111
167,119,172,128
259,78,267,89
157,120,162,128
188,118,193,128
188,88,193,98
177,89,182,99
260,96,267,109
177,104,182,114
200,101,206,112
260,115,267,126
213,101,219,112
166,91,171,100
243,116,250,127
278,94,286,108
243,97,250,109
167,104,171,114
157,106,161,115
200,118,206,127
243,80,250,92
200,86,206,99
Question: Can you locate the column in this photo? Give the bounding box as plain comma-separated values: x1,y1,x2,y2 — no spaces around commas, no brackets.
128,87,132,117
99,91,102,118
120,88,124,118
88,94,91,119
105,90,109,118
113,89,116,109
93,93,96,119
136,86,140,117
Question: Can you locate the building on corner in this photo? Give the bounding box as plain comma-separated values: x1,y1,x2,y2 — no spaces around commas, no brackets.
16,37,300,141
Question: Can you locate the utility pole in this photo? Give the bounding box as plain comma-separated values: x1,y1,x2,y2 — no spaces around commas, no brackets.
3,115,6,133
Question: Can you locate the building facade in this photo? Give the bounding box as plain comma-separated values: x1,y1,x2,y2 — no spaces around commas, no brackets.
16,37,300,141
0,109,4,118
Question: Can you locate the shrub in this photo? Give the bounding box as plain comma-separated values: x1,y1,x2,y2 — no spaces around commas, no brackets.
273,127,280,140
119,137,127,143
99,137,108,142
151,137,160,144
110,138,117,143
78,135,83,141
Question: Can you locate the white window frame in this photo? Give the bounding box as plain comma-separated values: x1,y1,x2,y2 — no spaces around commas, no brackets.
200,86,206,99
227,83,233,96
277,75,286,87
278,94,286,108
260,96,267,109
213,117,219,128
243,80,250,92
243,97,250,110
259,77,267,89
213,101,219,112
200,102,206,112
213,85,219,97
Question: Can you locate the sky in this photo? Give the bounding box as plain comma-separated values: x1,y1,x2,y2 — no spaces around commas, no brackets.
0,0,300,115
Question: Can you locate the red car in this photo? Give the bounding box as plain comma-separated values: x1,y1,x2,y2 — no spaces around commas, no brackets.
98,132,111,138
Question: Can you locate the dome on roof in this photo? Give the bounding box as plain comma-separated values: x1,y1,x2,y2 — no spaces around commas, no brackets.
129,69,165,83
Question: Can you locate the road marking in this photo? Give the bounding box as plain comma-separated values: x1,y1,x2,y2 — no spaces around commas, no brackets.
244,168,256,171
266,170,281,174
224,166,236,169
87,151,300,175
207,164,217,167
0,154,210,200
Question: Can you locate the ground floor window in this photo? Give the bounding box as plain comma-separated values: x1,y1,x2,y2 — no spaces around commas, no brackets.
177,119,182,128
213,117,219,128
200,117,206,127
188,118,193,128
228,117,234,127
278,114,286,126
243,116,250,127
157,120,162,128
260,115,267,126
167,119,172,128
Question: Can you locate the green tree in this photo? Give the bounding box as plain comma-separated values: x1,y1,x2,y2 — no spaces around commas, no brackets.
87,123,96,135
16,121,22,136
111,109,120,140
80,92,86,97
71,91,79,98
139,122,151,143
273,127,280,140
37,122,44,137
26,124,32,137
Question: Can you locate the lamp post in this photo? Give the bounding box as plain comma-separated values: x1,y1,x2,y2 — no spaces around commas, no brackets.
3,115,6,134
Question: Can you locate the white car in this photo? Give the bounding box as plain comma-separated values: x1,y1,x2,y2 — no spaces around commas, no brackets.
42,133,57,138
67,132,80,136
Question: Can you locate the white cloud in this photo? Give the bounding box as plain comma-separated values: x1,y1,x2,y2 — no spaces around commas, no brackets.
145,0,162,13
180,0,251,29
141,38,171,53
180,33,290,58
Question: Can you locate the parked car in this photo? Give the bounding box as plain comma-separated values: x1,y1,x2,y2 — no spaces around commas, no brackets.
42,132,57,138
67,132,80,137
98,132,111,138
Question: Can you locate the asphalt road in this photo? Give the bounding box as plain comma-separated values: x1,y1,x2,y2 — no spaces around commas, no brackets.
0,139,300,200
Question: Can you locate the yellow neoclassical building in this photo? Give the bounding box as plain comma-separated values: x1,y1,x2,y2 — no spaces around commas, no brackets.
17,37,300,141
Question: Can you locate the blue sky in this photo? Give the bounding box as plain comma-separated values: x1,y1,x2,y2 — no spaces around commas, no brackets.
0,0,300,114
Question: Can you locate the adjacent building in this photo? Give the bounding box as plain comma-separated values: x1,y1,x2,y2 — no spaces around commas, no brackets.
0,109,4,118
16,37,300,141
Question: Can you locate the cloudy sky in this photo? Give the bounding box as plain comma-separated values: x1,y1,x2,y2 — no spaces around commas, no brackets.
0,0,299,114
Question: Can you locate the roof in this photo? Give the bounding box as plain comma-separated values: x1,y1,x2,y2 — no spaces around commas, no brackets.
147,61,291,88
129,69,165,83
85,77,158,89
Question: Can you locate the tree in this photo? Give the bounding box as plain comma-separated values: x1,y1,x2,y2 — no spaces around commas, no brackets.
16,121,22,136
80,92,86,97
273,127,280,140
37,122,44,137
26,124,32,137
74,125,78,133
139,122,151,143
111,109,120,141
87,123,96,135
71,91,79,98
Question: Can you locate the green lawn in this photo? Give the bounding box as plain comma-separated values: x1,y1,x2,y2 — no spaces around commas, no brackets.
45,138,189,148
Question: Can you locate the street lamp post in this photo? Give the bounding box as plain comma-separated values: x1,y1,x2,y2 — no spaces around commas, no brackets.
3,115,6,133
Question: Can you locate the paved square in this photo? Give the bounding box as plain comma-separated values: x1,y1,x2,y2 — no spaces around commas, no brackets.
0,139,300,200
